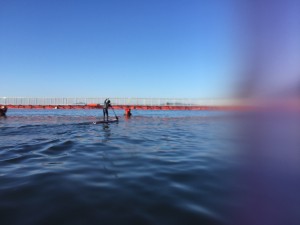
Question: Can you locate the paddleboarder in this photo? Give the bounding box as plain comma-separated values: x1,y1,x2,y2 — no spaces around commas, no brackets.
103,98,112,121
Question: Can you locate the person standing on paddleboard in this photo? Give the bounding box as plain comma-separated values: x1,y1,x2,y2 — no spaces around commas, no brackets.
103,98,112,121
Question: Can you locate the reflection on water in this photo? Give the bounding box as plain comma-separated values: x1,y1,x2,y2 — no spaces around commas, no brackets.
102,124,111,142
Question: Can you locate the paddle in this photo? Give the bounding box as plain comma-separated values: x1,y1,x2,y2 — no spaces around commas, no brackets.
111,106,119,121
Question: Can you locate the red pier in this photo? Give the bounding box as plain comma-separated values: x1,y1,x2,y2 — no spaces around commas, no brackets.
3,104,240,111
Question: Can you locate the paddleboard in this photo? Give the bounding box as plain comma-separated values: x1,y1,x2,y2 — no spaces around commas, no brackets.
93,118,119,124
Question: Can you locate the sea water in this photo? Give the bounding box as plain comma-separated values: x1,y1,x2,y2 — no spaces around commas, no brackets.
1,109,296,225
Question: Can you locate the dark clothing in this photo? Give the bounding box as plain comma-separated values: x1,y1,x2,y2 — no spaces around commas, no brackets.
0,106,7,117
103,99,111,121
103,99,111,109
103,108,108,120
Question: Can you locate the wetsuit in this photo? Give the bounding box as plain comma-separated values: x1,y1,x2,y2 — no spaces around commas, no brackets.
0,106,7,117
103,99,111,121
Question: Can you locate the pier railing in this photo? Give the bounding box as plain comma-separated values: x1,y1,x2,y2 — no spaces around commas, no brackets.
0,97,237,106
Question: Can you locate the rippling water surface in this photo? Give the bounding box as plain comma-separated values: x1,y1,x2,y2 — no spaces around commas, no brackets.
0,109,239,225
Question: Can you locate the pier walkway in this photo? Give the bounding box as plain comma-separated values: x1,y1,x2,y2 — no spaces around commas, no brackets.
0,97,240,110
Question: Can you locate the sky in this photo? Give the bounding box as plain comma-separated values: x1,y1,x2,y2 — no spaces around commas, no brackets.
0,0,240,98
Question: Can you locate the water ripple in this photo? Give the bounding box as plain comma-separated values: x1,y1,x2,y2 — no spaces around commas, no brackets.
0,110,237,225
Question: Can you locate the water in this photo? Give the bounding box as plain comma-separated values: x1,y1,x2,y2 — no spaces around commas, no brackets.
0,109,245,224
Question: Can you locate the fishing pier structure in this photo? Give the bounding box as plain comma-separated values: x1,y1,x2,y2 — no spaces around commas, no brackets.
1,97,242,111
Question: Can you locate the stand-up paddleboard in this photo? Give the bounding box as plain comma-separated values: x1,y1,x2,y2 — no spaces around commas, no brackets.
93,118,119,124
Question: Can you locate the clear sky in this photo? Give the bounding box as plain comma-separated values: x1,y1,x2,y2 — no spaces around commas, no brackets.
0,0,239,98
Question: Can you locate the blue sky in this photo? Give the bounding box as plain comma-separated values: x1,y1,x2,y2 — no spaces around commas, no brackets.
0,0,239,98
